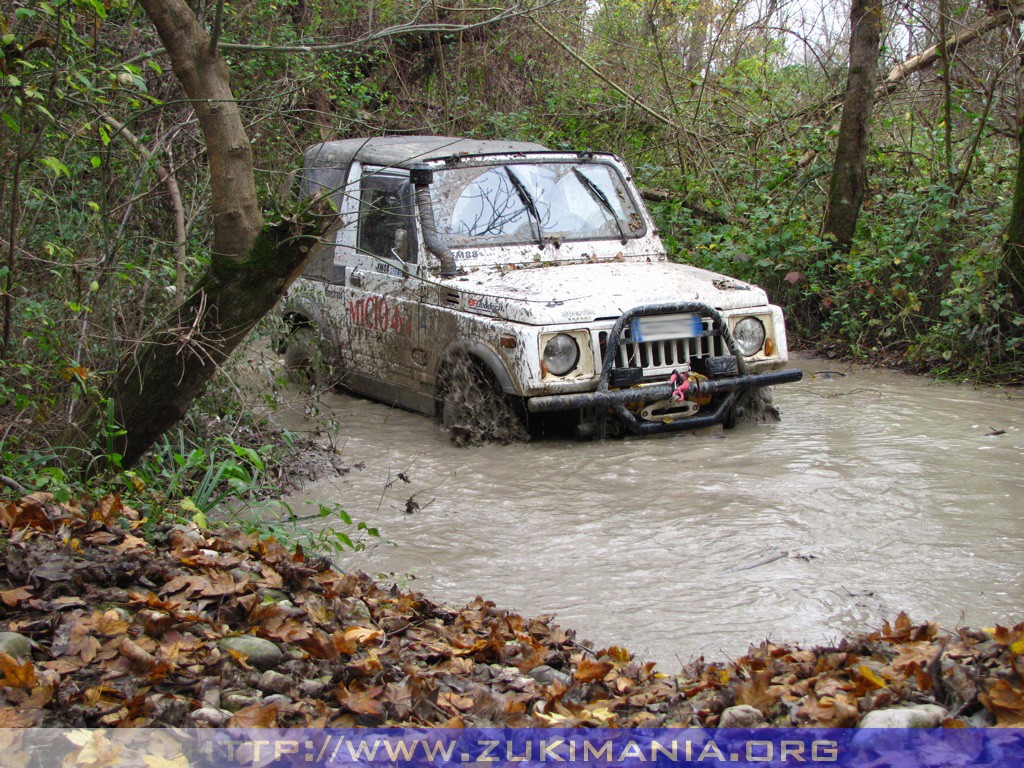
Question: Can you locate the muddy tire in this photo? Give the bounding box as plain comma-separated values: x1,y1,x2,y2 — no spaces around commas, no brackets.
283,327,331,387
727,386,780,426
439,358,528,446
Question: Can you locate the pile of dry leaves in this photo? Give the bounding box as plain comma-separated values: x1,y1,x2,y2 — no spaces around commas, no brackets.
1,491,1022,729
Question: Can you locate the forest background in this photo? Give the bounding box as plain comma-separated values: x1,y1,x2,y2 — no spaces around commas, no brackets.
2,0,1024,513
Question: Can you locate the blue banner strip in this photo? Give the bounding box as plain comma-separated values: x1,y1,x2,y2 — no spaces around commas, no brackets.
3,728,1023,767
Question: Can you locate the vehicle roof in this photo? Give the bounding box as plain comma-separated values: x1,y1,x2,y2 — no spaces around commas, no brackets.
303,136,550,171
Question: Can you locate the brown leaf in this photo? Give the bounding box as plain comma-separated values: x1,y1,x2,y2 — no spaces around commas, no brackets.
0,706,42,727
228,702,279,728
735,668,776,713
117,534,148,553
3,497,56,532
573,658,614,683
980,679,1024,726
92,494,123,524
337,684,385,717
119,638,158,673
0,652,37,689
0,586,32,607
796,693,859,727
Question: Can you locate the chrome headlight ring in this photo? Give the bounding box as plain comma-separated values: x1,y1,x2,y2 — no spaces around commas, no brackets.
732,316,766,357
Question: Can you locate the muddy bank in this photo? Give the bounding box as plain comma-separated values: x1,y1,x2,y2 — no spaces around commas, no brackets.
1,491,1022,728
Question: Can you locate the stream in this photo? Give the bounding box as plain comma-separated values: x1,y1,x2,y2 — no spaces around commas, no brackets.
274,354,1024,671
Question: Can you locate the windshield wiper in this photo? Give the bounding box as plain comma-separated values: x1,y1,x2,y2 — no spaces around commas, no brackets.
505,167,545,249
573,167,627,245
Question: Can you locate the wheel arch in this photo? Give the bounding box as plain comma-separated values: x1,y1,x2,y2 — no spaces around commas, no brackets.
278,298,338,353
434,341,519,420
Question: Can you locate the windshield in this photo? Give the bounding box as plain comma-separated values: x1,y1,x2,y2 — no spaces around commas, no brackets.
430,162,645,247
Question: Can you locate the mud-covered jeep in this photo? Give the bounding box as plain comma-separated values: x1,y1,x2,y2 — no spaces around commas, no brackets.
280,136,802,439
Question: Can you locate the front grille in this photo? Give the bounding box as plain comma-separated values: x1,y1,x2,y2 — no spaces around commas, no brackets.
598,317,726,378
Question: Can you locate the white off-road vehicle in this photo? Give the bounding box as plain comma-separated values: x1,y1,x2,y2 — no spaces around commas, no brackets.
280,136,801,439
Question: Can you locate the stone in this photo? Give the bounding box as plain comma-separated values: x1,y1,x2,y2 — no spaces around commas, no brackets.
222,693,261,712
257,670,293,695
219,636,283,670
262,694,292,707
857,704,947,729
528,665,571,687
299,679,327,698
719,704,767,728
0,631,33,659
190,706,232,727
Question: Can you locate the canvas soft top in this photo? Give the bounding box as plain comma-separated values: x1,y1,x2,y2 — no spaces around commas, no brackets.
303,136,549,173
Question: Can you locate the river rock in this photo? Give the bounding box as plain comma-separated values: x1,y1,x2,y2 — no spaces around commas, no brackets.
719,705,767,728
262,694,293,708
219,636,283,670
0,631,33,659
259,589,289,603
857,704,947,728
528,665,572,687
190,706,232,727
222,692,261,712
257,670,293,695
299,679,329,698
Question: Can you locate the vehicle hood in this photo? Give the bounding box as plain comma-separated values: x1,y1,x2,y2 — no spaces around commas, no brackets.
446,260,770,324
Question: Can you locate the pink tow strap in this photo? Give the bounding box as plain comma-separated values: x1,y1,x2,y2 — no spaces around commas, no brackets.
669,371,690,402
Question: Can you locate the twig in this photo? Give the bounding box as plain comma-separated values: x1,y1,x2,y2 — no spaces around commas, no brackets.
0,474,29,496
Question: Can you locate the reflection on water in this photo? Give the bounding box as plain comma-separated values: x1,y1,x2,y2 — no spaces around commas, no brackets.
278,355,1024,671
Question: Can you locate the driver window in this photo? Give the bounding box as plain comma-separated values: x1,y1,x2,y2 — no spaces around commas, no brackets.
358,176,415,263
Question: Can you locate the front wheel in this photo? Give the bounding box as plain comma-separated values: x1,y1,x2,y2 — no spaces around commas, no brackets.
282,326,334,388
726,386,780,427
439,358,528,446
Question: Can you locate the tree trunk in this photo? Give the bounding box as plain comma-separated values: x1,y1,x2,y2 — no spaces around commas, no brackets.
1001,112,1024,311
102,0,324,467
821,0,882,252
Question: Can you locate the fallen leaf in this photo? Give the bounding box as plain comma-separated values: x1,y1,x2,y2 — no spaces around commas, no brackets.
337,684,385,717
574,658,614,683
228,702,279,728
0,652,38,689
0,586,32,607
980,679,1024,726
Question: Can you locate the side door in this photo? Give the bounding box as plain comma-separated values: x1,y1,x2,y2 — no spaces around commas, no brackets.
340,167,429,410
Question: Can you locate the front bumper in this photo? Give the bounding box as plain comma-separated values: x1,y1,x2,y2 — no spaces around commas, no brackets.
525,302,803,435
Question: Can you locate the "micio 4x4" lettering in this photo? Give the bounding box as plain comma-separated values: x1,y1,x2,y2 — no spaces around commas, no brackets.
348,295,412,337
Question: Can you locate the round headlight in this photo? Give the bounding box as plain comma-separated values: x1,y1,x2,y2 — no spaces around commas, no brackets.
732,317,766,356
543,333,580,376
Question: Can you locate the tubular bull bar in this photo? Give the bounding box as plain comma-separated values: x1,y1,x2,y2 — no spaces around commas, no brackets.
525,302,804,436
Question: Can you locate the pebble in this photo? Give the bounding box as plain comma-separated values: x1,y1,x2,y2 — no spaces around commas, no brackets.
857,704,948,728
190,706,232,727
257,670,293,695
219,636,283,670
170,525,204,544
0,631,33,659
528,665,572,687
299,679,328,698
262,694,292,707
222,693,261,712
719,704,767,728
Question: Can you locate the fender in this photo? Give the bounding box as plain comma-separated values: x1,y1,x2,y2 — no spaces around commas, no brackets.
280,297,340,355
441,339,517,395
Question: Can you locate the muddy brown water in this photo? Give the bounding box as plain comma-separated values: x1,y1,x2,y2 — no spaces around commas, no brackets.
274,354,1024,671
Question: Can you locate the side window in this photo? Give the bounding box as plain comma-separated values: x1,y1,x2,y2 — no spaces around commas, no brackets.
358,175,416,263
